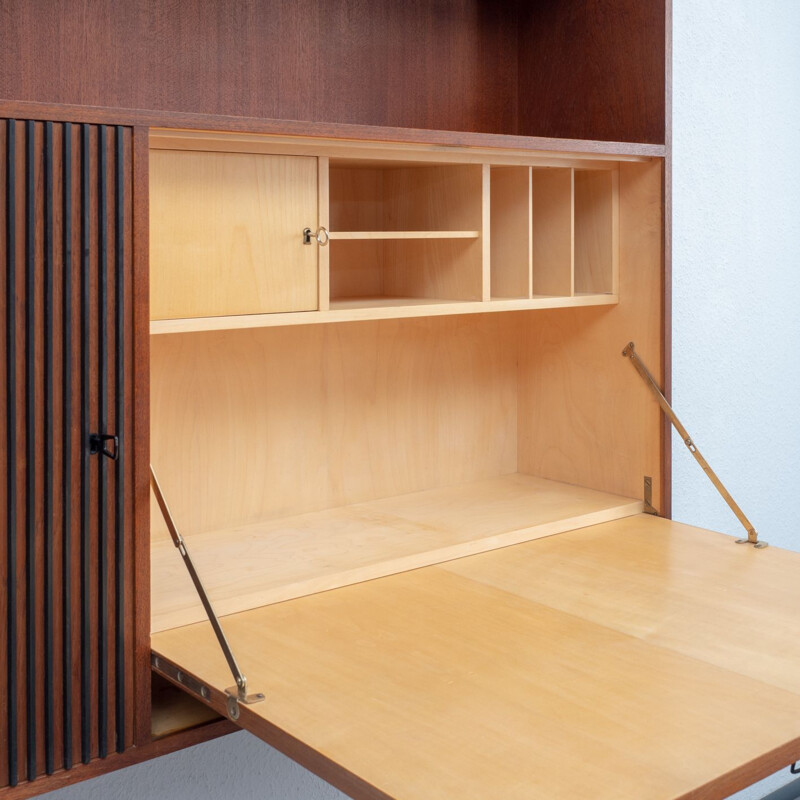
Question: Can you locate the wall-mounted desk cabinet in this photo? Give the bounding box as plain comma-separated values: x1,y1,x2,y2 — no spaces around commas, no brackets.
2,2,800,799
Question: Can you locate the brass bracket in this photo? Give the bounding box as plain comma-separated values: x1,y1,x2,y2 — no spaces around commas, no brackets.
643,476,658,515
152,653,212,703
622,342,767,549
150,466,267,719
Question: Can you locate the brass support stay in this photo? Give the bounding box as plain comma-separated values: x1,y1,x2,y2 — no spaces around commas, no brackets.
150,466,266,718
622,342,766,548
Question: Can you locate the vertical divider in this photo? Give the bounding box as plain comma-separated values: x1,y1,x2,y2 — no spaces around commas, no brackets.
44,120,55,776
6,117,19,790
97,125,109,760
24,118,37,783
61,122,74,772
481,164,490,302
79,122,91,766
113,125,126,755
317,156,329,312
527,167,533,298
611,169,620,296
570,168,576,297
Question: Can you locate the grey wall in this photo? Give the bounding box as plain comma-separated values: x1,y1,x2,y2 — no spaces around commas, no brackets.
42,1,800,798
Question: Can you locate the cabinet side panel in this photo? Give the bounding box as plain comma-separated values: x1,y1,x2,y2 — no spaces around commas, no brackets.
518,160,664,508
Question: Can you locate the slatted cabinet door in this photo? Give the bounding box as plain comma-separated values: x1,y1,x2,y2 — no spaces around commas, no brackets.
1,119,136,790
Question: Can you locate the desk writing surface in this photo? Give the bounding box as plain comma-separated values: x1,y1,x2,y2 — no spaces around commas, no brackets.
151,514,800,800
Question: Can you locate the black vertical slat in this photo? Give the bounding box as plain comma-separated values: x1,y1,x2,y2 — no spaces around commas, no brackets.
97,125,109,759
24,118,37,784
80,122,91,765
113,125,125,754
61,122,74,771
6,118,19,789
44,120,55,775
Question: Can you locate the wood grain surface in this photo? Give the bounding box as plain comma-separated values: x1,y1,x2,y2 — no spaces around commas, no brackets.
152,514,800,800
1,119,138,788
150,475,643,632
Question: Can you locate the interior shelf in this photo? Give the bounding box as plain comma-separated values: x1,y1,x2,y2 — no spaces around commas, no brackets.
148,293,619,334
329,296,467,309
150,474,643,632
330,231,480,240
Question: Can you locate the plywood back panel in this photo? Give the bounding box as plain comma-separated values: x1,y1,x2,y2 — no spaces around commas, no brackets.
329,164,484,301
328,167,384,232
531,168,573,297
490,167,531,299
574,169,617,294
384,165,483,231
383,238,483,301
149,150,319,319
150,314,519,538
518,159,663,507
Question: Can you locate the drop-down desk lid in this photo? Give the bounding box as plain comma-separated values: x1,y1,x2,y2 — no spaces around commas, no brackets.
151,514,800,800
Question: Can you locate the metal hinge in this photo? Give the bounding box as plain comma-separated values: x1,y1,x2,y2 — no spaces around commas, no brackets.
622,342,766,548
643,476,658,515
150,466,266,720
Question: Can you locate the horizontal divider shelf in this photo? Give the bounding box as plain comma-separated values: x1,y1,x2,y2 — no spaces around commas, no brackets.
150,474,643,632
149,293,618,334
329,230,481,240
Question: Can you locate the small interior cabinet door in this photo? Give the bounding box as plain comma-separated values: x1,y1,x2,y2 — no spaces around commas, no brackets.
149,150,319,319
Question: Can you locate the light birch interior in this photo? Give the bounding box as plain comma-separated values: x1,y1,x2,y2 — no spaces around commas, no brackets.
147,140,664,744
149,138,662,630
148,138,622,332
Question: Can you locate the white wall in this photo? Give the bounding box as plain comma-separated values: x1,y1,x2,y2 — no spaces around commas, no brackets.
41,2,800,798
673,1,800,797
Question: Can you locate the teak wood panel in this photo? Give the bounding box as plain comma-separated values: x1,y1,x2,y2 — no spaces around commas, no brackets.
0,1,667,145
519,159,664,508
151,516,800,800
150,475,643,631
150,314,519,539
518,0,667,144
1,119,136,790
149,150,318,319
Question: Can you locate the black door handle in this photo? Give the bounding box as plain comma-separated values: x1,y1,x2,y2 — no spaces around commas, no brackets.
89,433,119,461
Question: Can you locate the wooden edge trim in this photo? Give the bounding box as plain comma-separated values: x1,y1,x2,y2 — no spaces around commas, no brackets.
677,736,800,800
0,98,667,159
131,125,152,746
152,654,392,800
0,720,237,800
661,0,674,520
